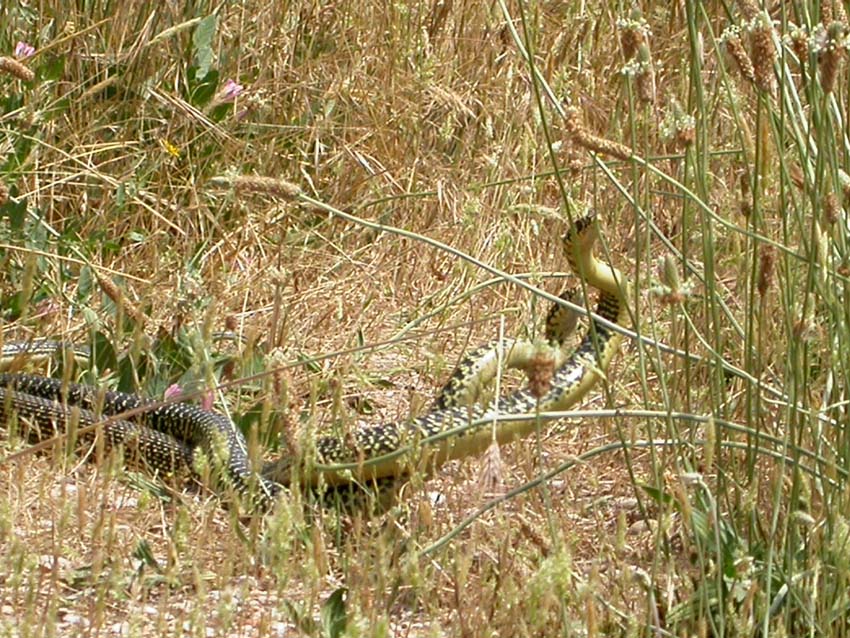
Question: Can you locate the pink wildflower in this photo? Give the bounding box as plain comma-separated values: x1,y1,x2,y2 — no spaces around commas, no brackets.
200,390,215,411
164,384,183,400
219,79,244,102
15,41,35,59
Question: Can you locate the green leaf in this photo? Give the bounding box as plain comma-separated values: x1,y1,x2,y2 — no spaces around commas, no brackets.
0,191,27,231
297,352,323,374
118,351,147,394
1,92,24,116
2,292,24,320
188,67,220,106
77,265,94,304
638,483,674,507
283,599,317,635
192,14,217,80
92,331,119,374
320,587,348,638
37,54,65,82
132,539,161,570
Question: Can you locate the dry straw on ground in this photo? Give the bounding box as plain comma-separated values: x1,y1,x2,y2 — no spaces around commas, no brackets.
2,1,849,635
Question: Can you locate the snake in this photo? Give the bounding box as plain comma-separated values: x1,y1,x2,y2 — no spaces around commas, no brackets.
433,287,583,411
0,212,629,506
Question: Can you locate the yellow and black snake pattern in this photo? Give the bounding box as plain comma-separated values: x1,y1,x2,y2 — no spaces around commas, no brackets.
0,212,629,506
433,287,582,411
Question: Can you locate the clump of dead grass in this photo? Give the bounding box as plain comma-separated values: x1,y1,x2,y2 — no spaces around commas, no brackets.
2,1,850,635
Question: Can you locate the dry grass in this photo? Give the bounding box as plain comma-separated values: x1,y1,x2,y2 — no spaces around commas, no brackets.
3,1,850,636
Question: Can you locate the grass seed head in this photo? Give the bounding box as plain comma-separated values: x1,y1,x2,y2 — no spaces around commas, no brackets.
788,24,811,63
722,27,756,84
660,98,695,149
527,346,556,400
565,107,633,161
757,245,775,298
835,0,849,25
618,7,649,61
824,191,842,225
95,273,147,327
738,0,759,22
750,13,777,93
0,56,35,82
635,44,656,104
824,0,835,24
217,175,303,200
478,440,505,498
816,22,848,93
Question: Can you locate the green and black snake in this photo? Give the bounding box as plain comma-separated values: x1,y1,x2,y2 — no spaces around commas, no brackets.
0,212,629,507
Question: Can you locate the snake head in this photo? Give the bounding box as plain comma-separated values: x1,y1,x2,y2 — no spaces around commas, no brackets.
562,211,599,255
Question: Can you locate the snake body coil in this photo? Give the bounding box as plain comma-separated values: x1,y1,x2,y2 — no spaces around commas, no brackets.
1,212,628,503
0,374,279,503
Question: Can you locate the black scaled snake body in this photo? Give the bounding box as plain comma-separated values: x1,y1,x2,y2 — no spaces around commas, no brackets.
0,213,629,508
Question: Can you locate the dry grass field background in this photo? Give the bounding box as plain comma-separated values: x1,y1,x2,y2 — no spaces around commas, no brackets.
2,1,850,636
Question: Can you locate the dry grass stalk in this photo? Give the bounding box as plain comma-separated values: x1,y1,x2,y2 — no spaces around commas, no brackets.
0,56,35,82
739,169,753,217
6,2,850,633
0,182,8,206
703,416,716,470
